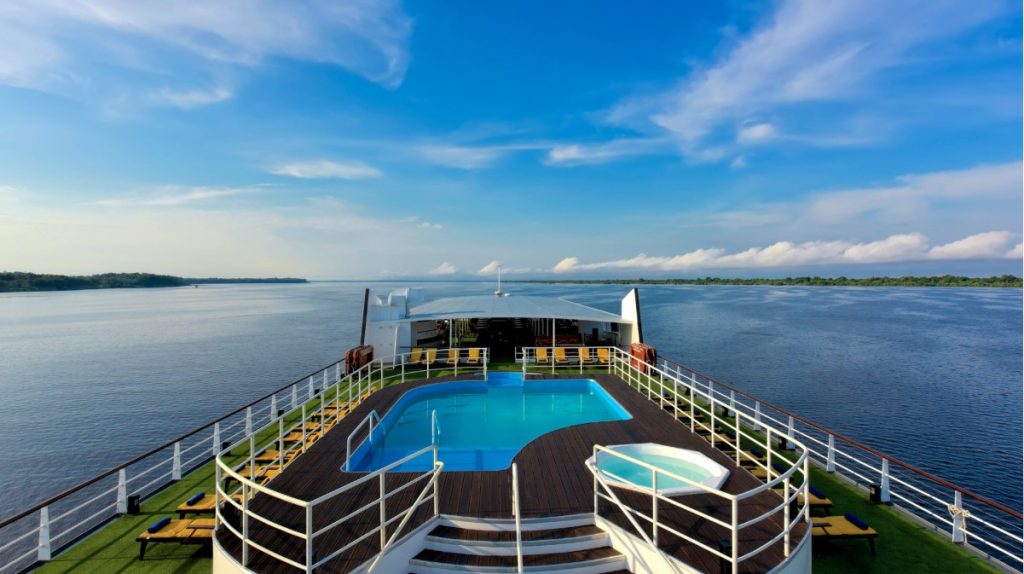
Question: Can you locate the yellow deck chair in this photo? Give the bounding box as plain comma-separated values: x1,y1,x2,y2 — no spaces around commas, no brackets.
409,347,423,364
596,348,610,364
579,347,595,364
812,515,877,555
446,348,460,365
536,348,550,363
554,347,569,364
425,348,438,364
466,348,481,365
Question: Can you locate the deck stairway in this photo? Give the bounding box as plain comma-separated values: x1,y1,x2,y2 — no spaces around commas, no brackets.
408,514,629,573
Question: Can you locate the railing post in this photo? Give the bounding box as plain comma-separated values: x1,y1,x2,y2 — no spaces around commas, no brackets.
292,384,299,410
728,389,736,418
213,422,221,455
37,506,51,562
245,407,253,437
271,395,278,420
826,434,836,472
783,477,791,557
401,359,406,384
172,441,182,480
952,491,966,543
753,401,762,431
786,415,795,450
323,370,328,392
484,349,488,379
301,405,308,452
651,469,659,545
306,505,314,571
117,469,127,513
241,482,249,566
880,458,891,503
308,375,315,399
731,498,739,574
379,473,387,550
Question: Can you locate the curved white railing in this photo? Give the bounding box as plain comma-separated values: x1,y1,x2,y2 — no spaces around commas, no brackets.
0,347,487,574
216,444,442,572
583,353,811,574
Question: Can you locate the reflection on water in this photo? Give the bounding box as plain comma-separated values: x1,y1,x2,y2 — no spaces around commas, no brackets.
0,282,1020,517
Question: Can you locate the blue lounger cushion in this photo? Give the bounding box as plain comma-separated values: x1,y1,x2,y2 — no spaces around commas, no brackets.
186,492,205,506
725,430,736,438
147,517,171,533
772,462,787,473
809,485,827,499
749,447,765,458
844,512,870,530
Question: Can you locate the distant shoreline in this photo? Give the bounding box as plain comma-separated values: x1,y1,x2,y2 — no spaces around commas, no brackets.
0,272,308,293
515,275,1023,288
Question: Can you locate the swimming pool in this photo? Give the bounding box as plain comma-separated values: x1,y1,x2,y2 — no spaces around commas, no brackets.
590,443,729,496
345,373,631,472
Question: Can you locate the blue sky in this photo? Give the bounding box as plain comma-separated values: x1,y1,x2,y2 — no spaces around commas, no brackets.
0,0,1020,279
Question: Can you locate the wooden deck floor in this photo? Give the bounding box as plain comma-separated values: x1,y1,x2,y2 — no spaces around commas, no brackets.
217,372,804,573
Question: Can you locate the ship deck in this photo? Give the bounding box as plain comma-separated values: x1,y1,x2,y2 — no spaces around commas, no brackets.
217,372,802,573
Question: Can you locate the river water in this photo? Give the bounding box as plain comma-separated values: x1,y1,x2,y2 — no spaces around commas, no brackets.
0,282,1020,519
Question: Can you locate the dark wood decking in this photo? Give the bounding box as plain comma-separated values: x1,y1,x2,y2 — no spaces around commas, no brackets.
217,373,804,573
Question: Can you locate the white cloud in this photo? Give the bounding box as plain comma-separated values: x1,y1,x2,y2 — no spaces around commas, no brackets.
927,231,1015,259
95,185,262,207
1007,243,1024,259
606,0,1004,161
270,160,382,180
0,0,413,101
478,260,502,275
430,261,457,275
552,231,1016,273
148,86,233,109
544,138,670,167
808,162,1021,223
418,145,508,170
737,123,777,143
730,155,749,170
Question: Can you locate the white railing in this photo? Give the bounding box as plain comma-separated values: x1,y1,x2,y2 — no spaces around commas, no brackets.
608,347,1022,572
590,349,811,574
0,347,487,574
216,444,442,572
511,463,523,574
0,357,350,574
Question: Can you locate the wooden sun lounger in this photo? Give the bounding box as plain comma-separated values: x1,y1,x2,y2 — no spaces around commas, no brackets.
596,348,610,364
254,448,300,464
176,493,244,518
812,515,878,555
774,488,833,514
409,347,423,364
466,348,481,365
554,347,569,364
446,348,460,365
137,518,215,559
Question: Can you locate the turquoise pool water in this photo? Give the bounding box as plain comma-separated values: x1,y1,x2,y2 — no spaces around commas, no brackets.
597,453,706,492
346,373,631,472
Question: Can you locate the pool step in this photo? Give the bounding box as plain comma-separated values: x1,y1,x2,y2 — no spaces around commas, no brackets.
439,513,594,532
411,515,628,573
409,547,627,574
425,524,610,556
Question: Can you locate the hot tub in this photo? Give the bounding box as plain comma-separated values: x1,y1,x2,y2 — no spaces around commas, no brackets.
589,443,730,496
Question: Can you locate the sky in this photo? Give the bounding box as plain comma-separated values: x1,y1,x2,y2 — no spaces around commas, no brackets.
0,0,1021,280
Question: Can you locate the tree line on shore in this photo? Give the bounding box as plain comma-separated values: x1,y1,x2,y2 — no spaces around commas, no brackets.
523,275,1022,287
0,272,308,292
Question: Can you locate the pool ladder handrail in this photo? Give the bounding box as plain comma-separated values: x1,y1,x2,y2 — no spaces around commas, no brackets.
344,409,381,471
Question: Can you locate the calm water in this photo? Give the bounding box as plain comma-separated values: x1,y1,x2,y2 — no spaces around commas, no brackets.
0,282,1020,518
348,375,630,472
